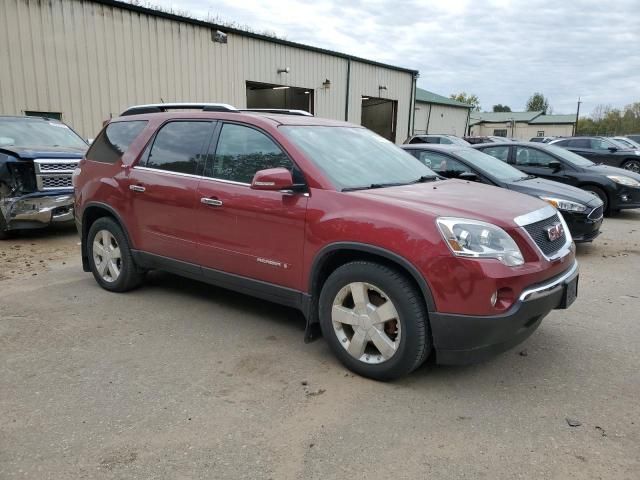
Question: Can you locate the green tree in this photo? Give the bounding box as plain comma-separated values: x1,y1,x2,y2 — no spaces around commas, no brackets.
526,92,550,114
450,92,481,111
492,104,511,112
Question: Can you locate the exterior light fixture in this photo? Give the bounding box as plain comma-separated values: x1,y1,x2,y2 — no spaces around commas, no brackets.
379,85,388,90
277,67,290,74
322,79,331,89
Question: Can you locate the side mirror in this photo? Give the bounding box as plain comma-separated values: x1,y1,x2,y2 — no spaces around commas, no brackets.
459,172,479,182
608,147,618,152
548,160,562,172
251,167,294,191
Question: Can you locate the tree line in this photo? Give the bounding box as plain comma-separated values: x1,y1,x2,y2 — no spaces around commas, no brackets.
577,103,640,136
449,92,551,114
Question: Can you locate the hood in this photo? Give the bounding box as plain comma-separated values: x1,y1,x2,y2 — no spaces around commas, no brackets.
351,179,550,229
0,145,86,160
586,163,640,182
506,177,602,207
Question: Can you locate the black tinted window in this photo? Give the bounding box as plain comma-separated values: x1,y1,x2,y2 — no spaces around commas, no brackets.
89,121,147,164
553,139,570,146
146,122,213,174
209,124,292,183
568,139,590,148
409,137,426,144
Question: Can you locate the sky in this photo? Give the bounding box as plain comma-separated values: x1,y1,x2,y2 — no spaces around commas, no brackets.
148,0,639,115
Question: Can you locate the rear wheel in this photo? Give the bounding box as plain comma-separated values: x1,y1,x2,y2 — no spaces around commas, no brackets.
0,212,10,240
87,217,144,292
582,185,609,216
319,261,431,380
622,159,640,173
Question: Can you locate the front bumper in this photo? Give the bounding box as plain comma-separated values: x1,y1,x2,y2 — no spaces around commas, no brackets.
431,261,578,365
563,210,603,243
0,191,74,231
610,186,640,210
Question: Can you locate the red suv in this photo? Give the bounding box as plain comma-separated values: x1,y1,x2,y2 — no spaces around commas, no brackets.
74,104,579,380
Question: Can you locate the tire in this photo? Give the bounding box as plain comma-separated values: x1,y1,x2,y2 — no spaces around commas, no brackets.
87,217,144,292
622,159,640,174
318,261,431,380
0,211,10,240
582,185,609,216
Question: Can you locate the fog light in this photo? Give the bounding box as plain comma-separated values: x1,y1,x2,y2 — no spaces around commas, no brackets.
494,287,515,310
490,291,498,307
621,194,629,202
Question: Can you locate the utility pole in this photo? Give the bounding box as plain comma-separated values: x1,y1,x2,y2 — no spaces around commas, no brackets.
574,97,582,136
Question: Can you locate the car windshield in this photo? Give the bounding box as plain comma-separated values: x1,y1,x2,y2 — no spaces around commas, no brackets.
614,138,638,149
454,148,527,182
281,126,437,190
544,145,594,167
0,118,87,149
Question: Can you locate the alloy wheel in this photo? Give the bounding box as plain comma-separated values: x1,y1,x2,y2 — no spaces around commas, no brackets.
622,160,640,174
331,282,401,364
92,229,122,283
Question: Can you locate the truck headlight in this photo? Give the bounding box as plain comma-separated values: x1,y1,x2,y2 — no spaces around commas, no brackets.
607,175,640,187
436,217,524,266
539,196,587,213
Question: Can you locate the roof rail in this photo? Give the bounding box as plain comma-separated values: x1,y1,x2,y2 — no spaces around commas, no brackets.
120,103,238,116
240,108,314,117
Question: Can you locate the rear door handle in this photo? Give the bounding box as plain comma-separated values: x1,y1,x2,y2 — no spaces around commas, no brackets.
129,185,146,192
201,197,223,207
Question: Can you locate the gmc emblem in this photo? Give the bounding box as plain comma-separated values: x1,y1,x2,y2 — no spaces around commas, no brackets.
546,222,564,241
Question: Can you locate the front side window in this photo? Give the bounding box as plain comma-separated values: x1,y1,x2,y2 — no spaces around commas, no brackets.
146,121,213,174
480,146,510,162
209,123,293,184
414,150,450,169
568,139,590,148
89,121,147,164
426,153,473,178
590,138,616,150
515,146,555,167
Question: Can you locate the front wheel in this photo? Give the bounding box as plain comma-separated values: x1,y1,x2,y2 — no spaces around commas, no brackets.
622,159,640,174
0,212,10,240
582,185,609,216
319,261,431,380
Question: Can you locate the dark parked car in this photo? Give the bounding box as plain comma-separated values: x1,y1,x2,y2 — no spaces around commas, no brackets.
0,116,88,238
626,135,640,144
529,136,559,143
474,142,640,215
464,136,514,145
401,144,603,242
74,103,579,380
549,136,640,173
612,136,640,150
404,134,470,146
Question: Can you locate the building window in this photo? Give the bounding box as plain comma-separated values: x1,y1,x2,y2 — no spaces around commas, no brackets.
537,130,545,137
24,111,62,120
493,129,507,137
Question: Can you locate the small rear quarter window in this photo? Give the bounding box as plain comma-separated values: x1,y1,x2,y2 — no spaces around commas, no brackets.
88,121,147,164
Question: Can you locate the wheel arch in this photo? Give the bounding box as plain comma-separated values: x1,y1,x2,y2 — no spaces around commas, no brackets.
309,242,436,313
81,203,133,272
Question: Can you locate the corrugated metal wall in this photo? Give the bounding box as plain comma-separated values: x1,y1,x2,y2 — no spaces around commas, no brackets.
413,101,469,136
470,123,574,140
0,0,415,141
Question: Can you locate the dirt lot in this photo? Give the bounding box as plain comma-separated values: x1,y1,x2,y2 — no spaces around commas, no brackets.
1,214,639,479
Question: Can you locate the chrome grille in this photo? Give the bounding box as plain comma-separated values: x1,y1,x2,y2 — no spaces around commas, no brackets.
588,205,604,220
34,159,78,191
523,213,567,256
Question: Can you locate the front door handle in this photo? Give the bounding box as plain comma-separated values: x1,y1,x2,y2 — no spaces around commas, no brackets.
129,185,146,193
201,197,223,207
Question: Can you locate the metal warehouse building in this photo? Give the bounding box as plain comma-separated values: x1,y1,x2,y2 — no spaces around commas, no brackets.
0,0,418,142
413,88,472,138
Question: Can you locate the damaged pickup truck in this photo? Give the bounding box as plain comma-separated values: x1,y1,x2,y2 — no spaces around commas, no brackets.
0,116,88,239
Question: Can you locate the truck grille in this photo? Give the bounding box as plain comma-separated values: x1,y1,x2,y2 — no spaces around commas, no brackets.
523,213,567,256
34,159,78,191
588,205,604,220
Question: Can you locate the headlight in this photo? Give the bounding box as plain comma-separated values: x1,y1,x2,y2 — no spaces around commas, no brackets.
634,151,640,156
436,217,524,266
539,196,587,213
607,175,640,187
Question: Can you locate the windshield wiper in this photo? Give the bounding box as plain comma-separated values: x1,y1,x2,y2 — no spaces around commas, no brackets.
513,175,536,182
342,181,415,192
411,175,439,183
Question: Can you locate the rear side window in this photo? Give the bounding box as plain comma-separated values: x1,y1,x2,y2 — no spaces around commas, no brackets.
481,146,510,162
552,139,569,146
207,123,292,183
515,147,555,167
89,121,147,164
568,139,590,148
146,121,214,175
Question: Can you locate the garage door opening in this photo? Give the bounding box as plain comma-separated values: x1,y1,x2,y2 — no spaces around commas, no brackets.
246,82,314,114
361,97,397,142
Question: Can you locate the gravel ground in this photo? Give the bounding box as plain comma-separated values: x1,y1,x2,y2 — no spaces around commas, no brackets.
1,213,639,479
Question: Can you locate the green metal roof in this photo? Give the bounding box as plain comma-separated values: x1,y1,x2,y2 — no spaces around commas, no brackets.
469,111,542,125
415,88,472,109
529,114,576,124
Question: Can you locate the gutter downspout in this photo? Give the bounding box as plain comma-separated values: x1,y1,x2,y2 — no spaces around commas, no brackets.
407,75,416,139
464,108,470,136
344,59,351,121
426,104,432,134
